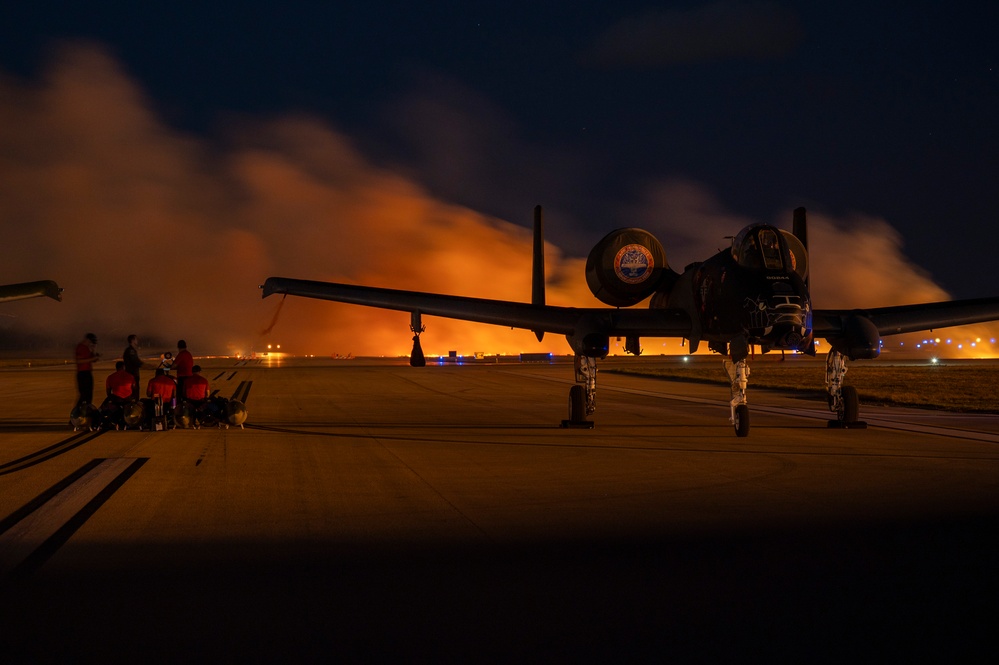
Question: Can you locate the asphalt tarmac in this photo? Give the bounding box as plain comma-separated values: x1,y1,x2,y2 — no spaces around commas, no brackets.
2,356,998,662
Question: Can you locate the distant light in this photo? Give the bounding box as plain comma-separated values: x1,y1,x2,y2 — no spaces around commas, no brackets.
936,338,942,343
683,356,690,363
931,357,939,364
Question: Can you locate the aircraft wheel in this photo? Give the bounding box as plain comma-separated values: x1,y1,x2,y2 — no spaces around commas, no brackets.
840,386,859,423
568,385,586,423
733,404,750,437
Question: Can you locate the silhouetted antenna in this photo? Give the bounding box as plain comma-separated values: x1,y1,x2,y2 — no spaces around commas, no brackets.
792,207,808,251
532,205,546,342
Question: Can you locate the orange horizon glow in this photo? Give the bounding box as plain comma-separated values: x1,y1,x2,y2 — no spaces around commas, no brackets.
2,44,998,362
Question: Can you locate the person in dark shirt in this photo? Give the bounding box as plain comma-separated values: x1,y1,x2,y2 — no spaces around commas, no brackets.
122,334,146,400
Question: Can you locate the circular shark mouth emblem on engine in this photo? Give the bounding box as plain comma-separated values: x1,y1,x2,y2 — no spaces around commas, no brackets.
614,244,654,284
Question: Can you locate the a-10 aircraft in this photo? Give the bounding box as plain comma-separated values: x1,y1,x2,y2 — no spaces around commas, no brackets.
0,280,62,304
262,206,999,436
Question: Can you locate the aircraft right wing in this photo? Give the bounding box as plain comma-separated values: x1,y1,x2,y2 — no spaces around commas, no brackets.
813,296,999,338
261,277,693,340
0,280,63,304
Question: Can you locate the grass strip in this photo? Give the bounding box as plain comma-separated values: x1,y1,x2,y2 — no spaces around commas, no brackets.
607,364,998,412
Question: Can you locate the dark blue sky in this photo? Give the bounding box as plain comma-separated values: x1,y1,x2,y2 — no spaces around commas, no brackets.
4,1,998,298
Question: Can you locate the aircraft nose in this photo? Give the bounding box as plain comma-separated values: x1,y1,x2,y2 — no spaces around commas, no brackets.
780,329,803,349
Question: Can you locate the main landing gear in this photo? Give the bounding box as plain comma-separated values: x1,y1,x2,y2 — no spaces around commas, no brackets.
409,311,427,367
825,350,866,428
562,355,596,429
724,359,751,437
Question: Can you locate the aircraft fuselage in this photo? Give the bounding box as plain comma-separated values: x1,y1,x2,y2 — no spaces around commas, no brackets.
655,224,812,358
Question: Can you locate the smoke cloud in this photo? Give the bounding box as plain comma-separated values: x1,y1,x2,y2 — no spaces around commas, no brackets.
0,44,993,359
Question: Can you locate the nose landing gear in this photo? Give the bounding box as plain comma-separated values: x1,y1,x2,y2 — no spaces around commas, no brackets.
724,358,751,437
562,355,596,429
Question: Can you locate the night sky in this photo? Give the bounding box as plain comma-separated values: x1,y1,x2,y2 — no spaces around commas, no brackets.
2,2,998,355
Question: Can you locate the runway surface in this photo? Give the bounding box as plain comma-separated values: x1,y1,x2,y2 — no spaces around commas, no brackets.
2,356,998,662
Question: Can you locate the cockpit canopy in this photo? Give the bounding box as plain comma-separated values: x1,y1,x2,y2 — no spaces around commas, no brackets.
731,224,808,280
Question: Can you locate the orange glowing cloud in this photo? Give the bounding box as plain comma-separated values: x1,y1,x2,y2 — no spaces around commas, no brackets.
0,44,995,360
0,44,597,357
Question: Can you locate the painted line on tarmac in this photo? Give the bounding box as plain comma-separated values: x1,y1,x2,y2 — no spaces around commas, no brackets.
0,429,105,476
0,457,148,580
231,380,252,404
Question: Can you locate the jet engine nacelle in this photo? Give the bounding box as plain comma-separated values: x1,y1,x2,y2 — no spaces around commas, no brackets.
830,312,882,360
585,228,671,307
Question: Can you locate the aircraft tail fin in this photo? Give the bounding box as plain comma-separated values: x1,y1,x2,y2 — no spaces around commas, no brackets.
792,206,816,355
532,205,545,342
792,207,808,253
792,206,809,291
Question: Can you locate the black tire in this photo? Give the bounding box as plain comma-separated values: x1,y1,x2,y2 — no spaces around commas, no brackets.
568,385,586,423
734,404,750,437
841,385,860,423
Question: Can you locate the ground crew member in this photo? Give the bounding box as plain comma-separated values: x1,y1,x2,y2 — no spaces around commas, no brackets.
174,339,194,398
74,332,100,406
106,361,137,401
145,368,178,429
123,334,145,400
183,364,210,403
147,368,178,403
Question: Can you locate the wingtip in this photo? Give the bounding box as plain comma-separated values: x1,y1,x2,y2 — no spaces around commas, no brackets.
261,277,284,298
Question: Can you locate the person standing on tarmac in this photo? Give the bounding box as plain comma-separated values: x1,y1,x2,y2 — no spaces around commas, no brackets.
123,334,147,400
173,339,194,398
74,332,100,406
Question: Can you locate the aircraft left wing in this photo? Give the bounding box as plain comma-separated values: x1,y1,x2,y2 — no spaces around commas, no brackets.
261,277,692,339
0,280,63,304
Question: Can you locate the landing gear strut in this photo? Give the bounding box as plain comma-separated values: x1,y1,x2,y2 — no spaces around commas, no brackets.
825,350,865,428
562,355,596,429
409,310,426,367
724,359,751,437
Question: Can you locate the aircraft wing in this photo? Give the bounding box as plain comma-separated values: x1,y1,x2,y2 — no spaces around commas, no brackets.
0,280,63,304
262,277,692,338
813,296,999,337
